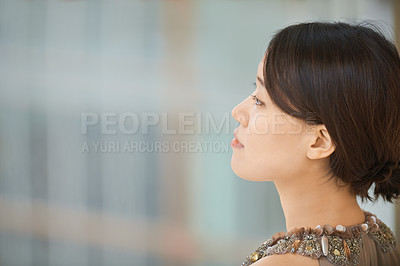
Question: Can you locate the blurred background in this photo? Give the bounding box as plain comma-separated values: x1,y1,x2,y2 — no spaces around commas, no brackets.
0,0,399,265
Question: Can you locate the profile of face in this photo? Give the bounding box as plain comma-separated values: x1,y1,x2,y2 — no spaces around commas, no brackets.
231,54,332,182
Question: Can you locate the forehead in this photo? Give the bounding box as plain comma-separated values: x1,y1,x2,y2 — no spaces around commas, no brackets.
257,61,263,76
257,57,264,75
257,52,268,78
256,55,267,88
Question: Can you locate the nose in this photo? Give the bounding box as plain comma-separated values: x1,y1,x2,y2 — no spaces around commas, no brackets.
231,98,249,127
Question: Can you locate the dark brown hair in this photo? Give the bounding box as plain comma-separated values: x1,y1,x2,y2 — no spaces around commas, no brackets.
264,21,400,203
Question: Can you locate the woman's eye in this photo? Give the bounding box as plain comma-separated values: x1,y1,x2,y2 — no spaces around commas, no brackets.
251,95,263,106
250,83,263,106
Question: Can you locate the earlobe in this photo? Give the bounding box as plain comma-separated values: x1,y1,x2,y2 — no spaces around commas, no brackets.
307,125,335,160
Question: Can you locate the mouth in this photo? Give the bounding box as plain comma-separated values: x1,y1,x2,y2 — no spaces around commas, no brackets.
232,128,245,148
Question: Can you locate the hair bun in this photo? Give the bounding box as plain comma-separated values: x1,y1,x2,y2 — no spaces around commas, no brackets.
372,160,399,184
371,160,400,202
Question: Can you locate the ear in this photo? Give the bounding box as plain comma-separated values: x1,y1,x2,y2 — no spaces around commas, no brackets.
306,125,335,160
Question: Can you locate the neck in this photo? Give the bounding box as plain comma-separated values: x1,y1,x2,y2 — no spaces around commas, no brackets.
274,170,366,232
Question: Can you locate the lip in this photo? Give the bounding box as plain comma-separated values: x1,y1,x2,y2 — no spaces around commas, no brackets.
232,128,245,148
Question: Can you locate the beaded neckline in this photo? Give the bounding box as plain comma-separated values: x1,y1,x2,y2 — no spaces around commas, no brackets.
240,210,397,266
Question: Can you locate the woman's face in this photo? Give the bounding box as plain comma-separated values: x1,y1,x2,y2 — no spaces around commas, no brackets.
231,56,313,182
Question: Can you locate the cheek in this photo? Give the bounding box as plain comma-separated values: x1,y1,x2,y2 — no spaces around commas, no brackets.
240,115,307,180
230,106,309,180
248,112,305,136
248,112,269,135
249,114,306,156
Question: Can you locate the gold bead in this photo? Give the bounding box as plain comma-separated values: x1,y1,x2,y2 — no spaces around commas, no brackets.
333,249,341,256
305,245,313,251
250,252,259,262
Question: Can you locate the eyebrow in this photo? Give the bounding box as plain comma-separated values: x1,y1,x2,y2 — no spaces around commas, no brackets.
257,75,265,87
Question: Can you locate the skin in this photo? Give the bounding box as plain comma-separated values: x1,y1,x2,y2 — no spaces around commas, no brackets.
231,53,366,265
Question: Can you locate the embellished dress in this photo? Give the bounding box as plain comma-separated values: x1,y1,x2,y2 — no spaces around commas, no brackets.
241,210,400,266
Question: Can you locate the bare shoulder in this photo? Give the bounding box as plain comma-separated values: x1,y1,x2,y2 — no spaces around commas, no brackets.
251,253,320,266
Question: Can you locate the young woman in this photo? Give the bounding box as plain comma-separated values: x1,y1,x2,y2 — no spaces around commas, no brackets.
231,22,400,266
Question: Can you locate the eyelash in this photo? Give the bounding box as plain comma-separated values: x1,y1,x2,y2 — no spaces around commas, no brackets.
251,94,263,106
251,82,264,106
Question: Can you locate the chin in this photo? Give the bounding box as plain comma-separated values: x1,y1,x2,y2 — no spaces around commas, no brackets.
231,155,245,178
230,160,265,181
231,157,275,182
